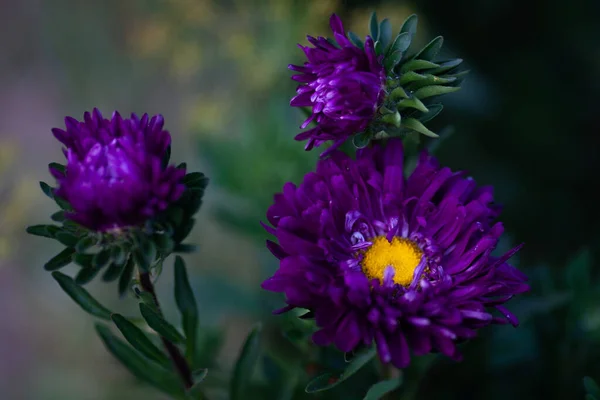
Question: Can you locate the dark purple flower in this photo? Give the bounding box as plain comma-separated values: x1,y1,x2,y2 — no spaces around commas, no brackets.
50,108,186,231
262,138,529,368
289,14,386,156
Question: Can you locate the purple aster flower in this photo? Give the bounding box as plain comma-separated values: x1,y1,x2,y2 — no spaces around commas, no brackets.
50,108,186,231
262,138,529,368
289,14,386,156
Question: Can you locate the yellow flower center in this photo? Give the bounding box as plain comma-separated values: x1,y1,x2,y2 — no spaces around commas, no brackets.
361,236,423,286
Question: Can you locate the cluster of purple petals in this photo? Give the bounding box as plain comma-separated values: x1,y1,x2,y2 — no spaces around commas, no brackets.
261,138,529,368
51,109,186,231
289,14,386,156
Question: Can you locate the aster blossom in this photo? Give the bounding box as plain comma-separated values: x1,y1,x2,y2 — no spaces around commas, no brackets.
50,108,186,231
289,14,386,155
262,138,529,368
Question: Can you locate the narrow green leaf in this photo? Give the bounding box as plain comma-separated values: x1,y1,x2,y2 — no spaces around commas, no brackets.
177,162,187,170
369,12,379,42
55,231,79,247
305,347,377,393
388,32,411,55
352,131,372,149
154,233,175,252
137,291,158,312
378,19,392,51
50,211,66,222
75,235,97,253
418,104,444,124
139,303,185,344
48,162,66,175
400,59,439,73
187,369,209,398
40,182,54,199
44,247,75,271
384,51,403,72
75,267,102,285
428,58,463,75
93,248,111,269
174,256,199,360
402,118,439,138
95,324,184,396
414,85,460,100
407,75,456,90
102,262,123,282
399,14,418,39
363,378,403,400
414,36,444,61
381,111,402,128
73,253,94,268
111,314,170,366
399,71,427,85
183,172,209,190
52,271,112,320
173,243,198,253
584,377,600,397
174,218,196,243
26,224,60,239
347,31,364,49
54,195,72,211
397,97,429,113
230,324,263,400
390,86,409,100
118,257,135,297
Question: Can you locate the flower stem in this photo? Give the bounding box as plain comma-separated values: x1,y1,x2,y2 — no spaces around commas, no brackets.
139,271,194,390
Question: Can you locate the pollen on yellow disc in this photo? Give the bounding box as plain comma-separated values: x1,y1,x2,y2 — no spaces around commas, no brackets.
361,236,423,286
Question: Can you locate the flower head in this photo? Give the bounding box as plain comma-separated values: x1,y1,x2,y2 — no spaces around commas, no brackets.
262,138,528,367
50,108,186,231
289,14,386,156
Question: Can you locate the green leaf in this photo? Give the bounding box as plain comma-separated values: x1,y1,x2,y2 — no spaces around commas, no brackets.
369,12,379,42
134,238,156,272
414,36,444,61
397,98,429,113
347,31,364,49
388,32,411,55
50,211,66,222
139,303,185,344
407,75,457,91
390,86,409,100
566,249,592,294
428,58,463,75
111,314,170,366
230,324,263,400
44,247,75,271
400,59,439,73
118,257,135,297
55,231,79,247
95,324,184,396
154,233,174,252
399,14,418,39
352,132,372,149
305,347,377,393
399,71,427,86
173,243,198,253
40,182,54,199
183,172,209,190
363,378,403,400
26,224,60,239
75,267,102,285
174,256,199,360
75,235,97,253
187,369,209,398
417,103,444,123
174,218,196,243
73,253,94,268
378,19,392,51
384,51,403,72
48,162,66,175
54,195,72,211
52,271,112,320
93,248,111,269
413,85,460,99
102,262,123,282
402,118,439,138
584,377,600,398
111,245,127,266
381,111,402,128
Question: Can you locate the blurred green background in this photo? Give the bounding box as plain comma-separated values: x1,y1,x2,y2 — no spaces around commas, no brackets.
1,0,599,399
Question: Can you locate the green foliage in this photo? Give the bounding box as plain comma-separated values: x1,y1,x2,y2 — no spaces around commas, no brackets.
305,347,376,393
231,324,263,400
363,378,403,400
174,256,199,361
51,271,112,320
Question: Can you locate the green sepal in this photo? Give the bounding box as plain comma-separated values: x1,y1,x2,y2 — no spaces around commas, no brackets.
399,71,427,85
95,324,184,397
384,51,403,73
352,131,372,149
139,303,186,344
50,211,66,222
102,262,124,282
55,231,79,247
414,36,444,61
183,172,209,190
75,266,102,285
428,58,463,75
305,347,377,393
118,257,135,297
48,162,66,175
92,248,111,269
73,253,94,269
27,224,60,239
406,75,457,91
390,86,409,100
44,247,75,271
40,182,54,199
369,12,379,42
347,31,364,49
230,324,263,400
174,256,199,360
388,32,411,55
381,111,402,128
54,195,72,211
402,118,439,138
111,314,170,366
397,97,429,113
363,378,403,400
52,271,112,320
75,235,97,253
378,18,393,52
399,14,418,39
414,85,460,100
400,59,439,74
